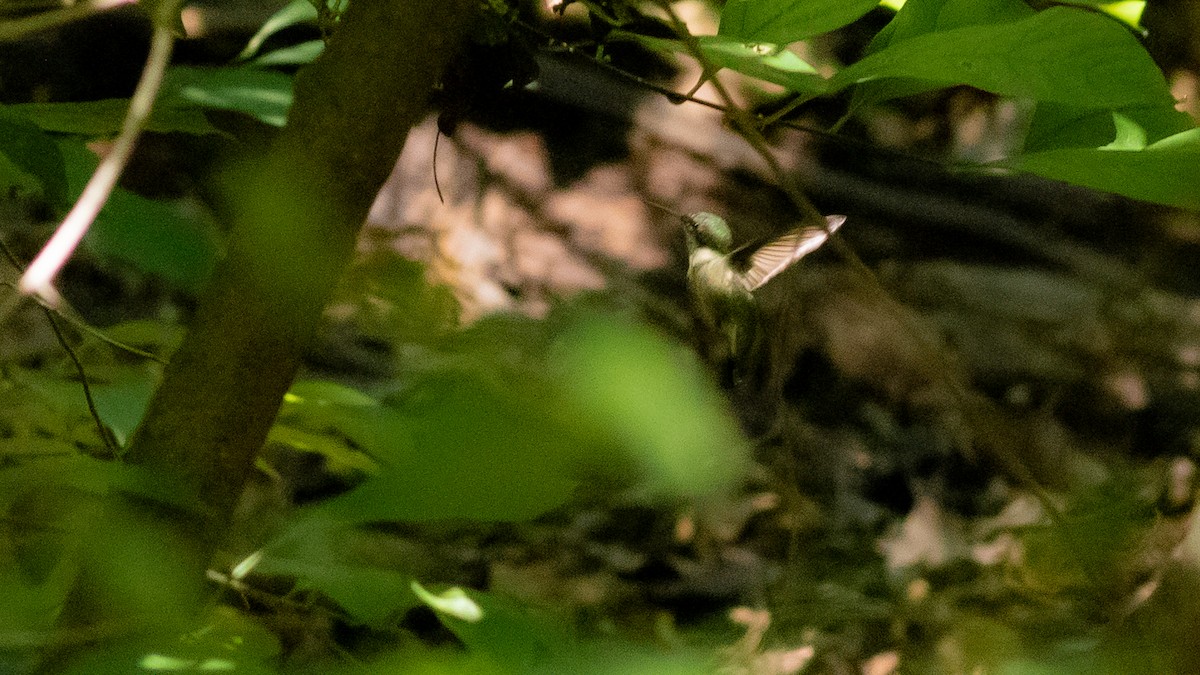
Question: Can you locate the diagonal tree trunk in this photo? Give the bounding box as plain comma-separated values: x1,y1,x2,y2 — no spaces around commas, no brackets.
129,0,472,552
51,0,474,646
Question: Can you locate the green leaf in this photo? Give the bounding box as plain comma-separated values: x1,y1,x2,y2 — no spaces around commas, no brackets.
56,139,221,293
60,607,280,675
0,106,67,206
613,33,826,94
237,0,319,61
250,39,325,68
1024,102,1192,152
845,0,1034,110
15,365,156,447
253,518,419,627
719,0,879,44
266,424,379,477
832,6,1173,109
868,0,1034,51
286,379,380,408
411,581,483,622
417,585,718,674
418,586,573,671
161,66,294,127
1000,128,1200,210
85,189,221,293
101,319,186,356
696,36,825,93
549,315,749,497
10,99,220,136
1057,0,1145,28
304,370,579,523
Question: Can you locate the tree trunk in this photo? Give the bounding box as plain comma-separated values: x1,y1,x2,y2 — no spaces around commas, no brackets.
50,0,473,649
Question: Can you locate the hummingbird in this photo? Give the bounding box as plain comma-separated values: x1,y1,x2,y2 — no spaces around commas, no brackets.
661,206,847,376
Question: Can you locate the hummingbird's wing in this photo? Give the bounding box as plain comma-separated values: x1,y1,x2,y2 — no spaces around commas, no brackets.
736,214,847,291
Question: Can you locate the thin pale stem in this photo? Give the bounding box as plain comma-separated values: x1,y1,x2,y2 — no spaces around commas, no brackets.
19,23,174,304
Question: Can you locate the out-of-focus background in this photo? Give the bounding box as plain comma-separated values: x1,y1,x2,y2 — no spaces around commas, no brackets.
4,1,1200,672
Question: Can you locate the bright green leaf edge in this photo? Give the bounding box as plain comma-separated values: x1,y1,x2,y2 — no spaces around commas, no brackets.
998,128,1200,210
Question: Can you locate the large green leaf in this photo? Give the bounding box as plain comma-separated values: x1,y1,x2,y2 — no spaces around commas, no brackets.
14,364,157,448
719,0,879,44
59,608,280,675
1001,127,1200,210
832,7,1173,109
416,585,573,671
302,370,579,523
549,315,749,497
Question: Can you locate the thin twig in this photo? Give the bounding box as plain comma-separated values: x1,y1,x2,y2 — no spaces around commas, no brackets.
0,278,169,362
19,23,175,304
0,241,119,457
0,280,167,364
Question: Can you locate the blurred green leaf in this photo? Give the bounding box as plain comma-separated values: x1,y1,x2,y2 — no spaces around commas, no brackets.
287,379,380,408
418,584,716,674
832,7,1172,108
161,66,294,127
336,252,460,345
10,99,221,137
237,0,319,61
411,581,483,622
0,457,116,635
61,607,280,675
266,424,379,477
0,106,67,206
251,39,325,68
306,369,579,522
101,319,186,357
550,315,749,497
418,585,573,672
254,518,418,627
15,365,157,447
719,0,879,44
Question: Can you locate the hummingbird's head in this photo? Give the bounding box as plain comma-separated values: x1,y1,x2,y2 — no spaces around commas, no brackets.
686,212,733,251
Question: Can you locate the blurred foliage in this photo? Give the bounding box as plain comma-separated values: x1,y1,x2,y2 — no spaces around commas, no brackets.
614,0,1198,209
0,0,1196,672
